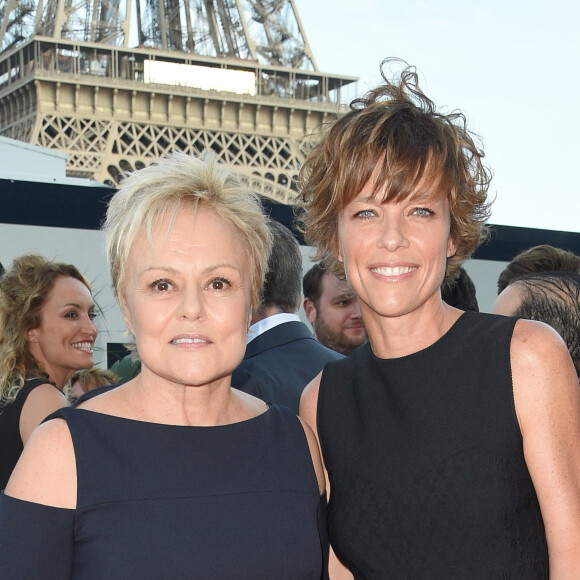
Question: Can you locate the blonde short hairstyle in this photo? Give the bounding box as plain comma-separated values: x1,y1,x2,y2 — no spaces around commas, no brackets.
103,150,272,312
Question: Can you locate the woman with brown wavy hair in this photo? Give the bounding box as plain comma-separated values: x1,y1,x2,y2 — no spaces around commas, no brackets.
0,254,97,488
298,60,580,578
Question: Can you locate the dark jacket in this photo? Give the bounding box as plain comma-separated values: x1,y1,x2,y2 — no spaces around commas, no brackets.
232,321,343,413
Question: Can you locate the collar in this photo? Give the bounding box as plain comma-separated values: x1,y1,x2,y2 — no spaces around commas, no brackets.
246,313,301,344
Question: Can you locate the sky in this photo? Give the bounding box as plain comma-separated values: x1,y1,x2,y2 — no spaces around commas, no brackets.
294,0,580,234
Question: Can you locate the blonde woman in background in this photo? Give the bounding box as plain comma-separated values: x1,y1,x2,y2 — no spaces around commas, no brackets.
69,367,117,403
0,255,97,489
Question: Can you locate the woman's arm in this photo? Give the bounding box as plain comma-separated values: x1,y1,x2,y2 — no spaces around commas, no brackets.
19,384,69,445
298,415,326,496
7,418,76,508
297,415,329,580
300,374,354,580
0,418,76,578
0,494,74,579
512,319,580,579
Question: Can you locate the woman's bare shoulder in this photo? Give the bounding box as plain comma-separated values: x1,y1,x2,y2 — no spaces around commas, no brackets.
511,318,579,432
510,318,573,377
6,417,76,509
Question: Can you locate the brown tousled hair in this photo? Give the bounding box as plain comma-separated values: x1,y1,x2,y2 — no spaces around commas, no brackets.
297,59,492,282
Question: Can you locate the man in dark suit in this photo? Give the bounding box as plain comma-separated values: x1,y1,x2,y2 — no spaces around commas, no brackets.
232,220,342,413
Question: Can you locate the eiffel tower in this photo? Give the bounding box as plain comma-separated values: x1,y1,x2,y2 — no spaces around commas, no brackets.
0,0,356,201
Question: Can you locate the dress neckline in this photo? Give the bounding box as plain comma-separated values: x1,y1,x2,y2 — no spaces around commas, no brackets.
69,404,275,430
368,311,473,363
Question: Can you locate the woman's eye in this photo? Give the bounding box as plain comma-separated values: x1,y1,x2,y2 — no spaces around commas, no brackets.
210,278,230,291
65,311,78,319
151,279,172,292
88,311,98,320
354,209,375,219
412,207,434,217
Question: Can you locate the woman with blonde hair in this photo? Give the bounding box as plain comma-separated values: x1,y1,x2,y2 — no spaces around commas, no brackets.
0,255,97,489
69,367,117,403
0,151,328,578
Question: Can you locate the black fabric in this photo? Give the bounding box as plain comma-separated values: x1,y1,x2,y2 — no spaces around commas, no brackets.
232,321,343,413
0,404,328,579
0,378,55,489
318,311,548,579
0,493,74,579
72,382,119,406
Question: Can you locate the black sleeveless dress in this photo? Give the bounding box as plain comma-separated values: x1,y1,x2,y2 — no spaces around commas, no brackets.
0,404,328,579
0,378,53,489
318,311,548,579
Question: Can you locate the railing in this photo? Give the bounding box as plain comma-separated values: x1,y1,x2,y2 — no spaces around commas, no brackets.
0,37,358,106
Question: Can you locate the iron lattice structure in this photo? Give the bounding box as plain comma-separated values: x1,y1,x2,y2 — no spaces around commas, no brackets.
0,0,356,200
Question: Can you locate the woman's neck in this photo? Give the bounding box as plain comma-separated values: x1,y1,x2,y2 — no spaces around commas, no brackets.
363,300,463,359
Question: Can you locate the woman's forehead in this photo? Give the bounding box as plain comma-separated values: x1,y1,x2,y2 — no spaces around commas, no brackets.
349,179,448,205
346,155,449,203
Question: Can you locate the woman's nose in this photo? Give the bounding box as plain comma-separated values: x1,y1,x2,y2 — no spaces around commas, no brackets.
177,287,204,321
377,213,409,251
83,315,98,337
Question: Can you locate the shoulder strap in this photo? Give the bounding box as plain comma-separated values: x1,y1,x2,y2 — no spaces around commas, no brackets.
42,405,72,424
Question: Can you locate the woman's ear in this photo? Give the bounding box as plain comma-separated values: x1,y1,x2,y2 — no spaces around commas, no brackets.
331,235,344,264
26,328,39,343
121,305,135,336
447,236,457,259
118,292,136,335
124,315,135,336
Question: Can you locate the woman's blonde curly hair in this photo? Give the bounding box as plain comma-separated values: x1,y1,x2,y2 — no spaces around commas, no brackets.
0,254,91,407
